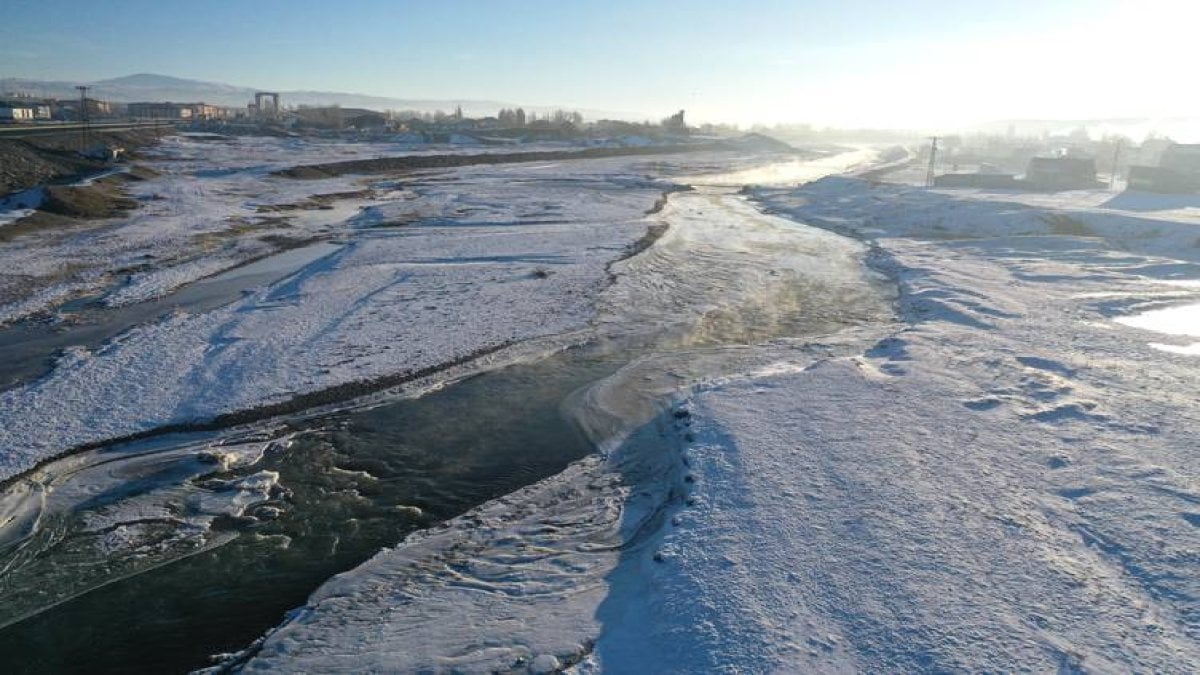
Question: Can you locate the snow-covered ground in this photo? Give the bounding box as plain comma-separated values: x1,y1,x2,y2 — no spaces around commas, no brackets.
0,136,809,480
593,181,1200,672
9,131,1196,671
226,178,1200,672
216,182,895,674
0,135,732,323
0,158,655,477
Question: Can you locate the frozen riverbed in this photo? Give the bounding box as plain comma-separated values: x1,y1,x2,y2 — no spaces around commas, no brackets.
231,178,1200,673
0,138,877,671
217,180,895,673
14,136,1193,673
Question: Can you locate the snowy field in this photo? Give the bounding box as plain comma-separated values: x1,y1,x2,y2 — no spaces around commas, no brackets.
226,177,1200,672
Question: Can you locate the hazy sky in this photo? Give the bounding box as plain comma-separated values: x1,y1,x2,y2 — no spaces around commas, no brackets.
1,0,1196,128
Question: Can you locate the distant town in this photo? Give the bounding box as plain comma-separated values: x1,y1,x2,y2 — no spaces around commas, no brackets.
0,86,711,144
3,82,1199,196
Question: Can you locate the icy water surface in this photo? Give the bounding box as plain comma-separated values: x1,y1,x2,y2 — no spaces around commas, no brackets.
0,187,895,673
0,345,626,673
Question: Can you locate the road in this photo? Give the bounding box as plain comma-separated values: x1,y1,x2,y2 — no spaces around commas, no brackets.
0,120,170,139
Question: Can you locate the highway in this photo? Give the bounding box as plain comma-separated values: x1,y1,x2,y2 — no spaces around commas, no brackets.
0,120,172,138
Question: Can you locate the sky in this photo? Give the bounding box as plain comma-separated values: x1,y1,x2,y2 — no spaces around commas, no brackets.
1,0,1197,129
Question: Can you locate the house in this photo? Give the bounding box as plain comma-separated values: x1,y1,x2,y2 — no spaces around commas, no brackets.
1024,157,1100,191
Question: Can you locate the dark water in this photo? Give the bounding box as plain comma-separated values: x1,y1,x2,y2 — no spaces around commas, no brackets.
0,345,626,674
0,242,340,391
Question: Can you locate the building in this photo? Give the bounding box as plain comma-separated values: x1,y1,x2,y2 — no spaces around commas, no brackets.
1126,143,1200,193
933,173,1020,189
1024,157,1100,191
347,112,388,130
1,94,53,120
127,102,194,120
186,103,224,120
1126,166,1200,193
1159,144,1200,175
0,104,35,122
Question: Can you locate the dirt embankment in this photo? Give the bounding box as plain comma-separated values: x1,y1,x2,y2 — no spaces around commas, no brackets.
0,140,102,197
38,181,141,218
0,129,163,197
275,142,732,179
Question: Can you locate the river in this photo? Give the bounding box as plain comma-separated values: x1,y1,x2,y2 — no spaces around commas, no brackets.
0,166,894,673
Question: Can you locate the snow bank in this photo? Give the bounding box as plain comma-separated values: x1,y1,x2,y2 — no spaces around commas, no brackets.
754,176,1200,265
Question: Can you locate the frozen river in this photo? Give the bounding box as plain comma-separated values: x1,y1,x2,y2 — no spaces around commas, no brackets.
0,145,890,672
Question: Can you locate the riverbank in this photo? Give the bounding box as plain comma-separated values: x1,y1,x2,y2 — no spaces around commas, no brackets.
578,179,1200,672
0,136,816,482
0,128,163,196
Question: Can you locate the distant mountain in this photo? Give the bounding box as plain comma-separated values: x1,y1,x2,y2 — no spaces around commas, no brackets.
0,73,645,120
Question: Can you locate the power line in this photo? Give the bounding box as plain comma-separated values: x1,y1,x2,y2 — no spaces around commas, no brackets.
76,85,90,152
925,136,939,188
1110,139,1122,191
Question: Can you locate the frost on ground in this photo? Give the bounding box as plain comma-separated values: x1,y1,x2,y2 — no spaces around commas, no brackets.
229,178,1200,673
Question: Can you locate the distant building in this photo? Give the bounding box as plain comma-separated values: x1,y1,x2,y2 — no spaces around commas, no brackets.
62,98,115,119
1126,143,1200,194
0,104,35,122
1024,157,1100,191
347,112,387,130
1127,166,1200,193
2,96,53,120
1159,144,1200,175
933,173,1020,189
187,103,224,120
128,102,194,120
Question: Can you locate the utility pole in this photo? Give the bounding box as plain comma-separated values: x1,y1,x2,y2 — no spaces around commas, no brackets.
1109,139,1123,190
925,136,939,187
75,85,90,152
